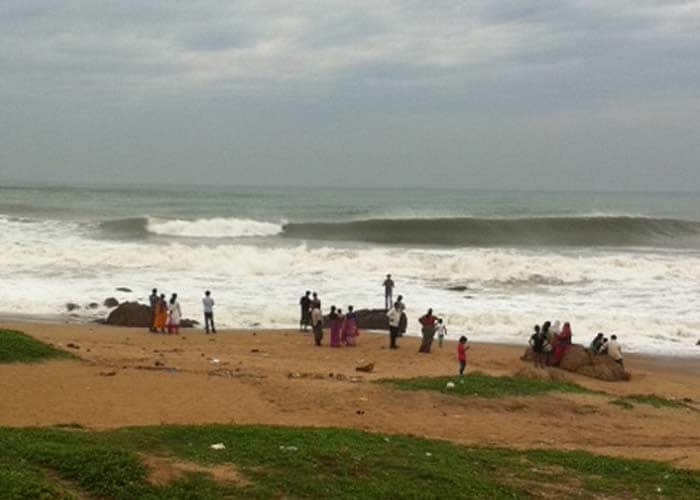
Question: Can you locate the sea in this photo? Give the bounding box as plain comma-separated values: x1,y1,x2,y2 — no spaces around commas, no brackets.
2,184,700,356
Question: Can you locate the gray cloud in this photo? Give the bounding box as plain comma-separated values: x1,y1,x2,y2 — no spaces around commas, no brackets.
1,0,699,190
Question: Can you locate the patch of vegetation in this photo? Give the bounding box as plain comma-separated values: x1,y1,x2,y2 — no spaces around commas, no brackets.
2,425,697,499
609,399,635,410
610,394,690,410
0,329,73,364
379,372,594,398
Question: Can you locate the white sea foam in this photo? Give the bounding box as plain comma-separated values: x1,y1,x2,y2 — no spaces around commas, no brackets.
146,216,283,238
2,215,699,355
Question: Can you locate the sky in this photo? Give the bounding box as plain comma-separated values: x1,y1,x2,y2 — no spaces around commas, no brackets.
1,0,699,191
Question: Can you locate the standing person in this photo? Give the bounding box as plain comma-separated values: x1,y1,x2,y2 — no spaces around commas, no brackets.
457,336,470,376
148,288,158,332
311,300,323,346
167,293,182,335
202,290,216,334
435,318,447,348
153,293,168,334
383,274,395,309
299,291,312,331
343,305,358,346
386,302,402,349
529,325,549,368
607,335,624,366
328,306,342,348
396,295,407,336
418,308,438,353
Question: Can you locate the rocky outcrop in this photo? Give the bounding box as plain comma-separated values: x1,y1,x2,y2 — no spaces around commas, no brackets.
106,302,152,327
66,303,80,311
322,309,389,330
105,302,197,328
521,344,630,382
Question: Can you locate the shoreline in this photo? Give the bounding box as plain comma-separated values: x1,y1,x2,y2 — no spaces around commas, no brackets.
3,312,700,363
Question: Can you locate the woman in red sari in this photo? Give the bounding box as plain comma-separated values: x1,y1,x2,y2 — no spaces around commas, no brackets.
551,321,572,365
342,306,358,346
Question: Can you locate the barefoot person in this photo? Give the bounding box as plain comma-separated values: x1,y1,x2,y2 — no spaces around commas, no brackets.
396,295,407,337
328,306,342,348
457,336,470,376
202,290,216,334
383,274,395,309
342,305,358,346
167,293,181,335
550,321,572,365
529,325,549,368
148,288,158,332
311,300,323,346
386,302,402,349
299,291,311,331
153,293,167,333
607,334,624,366
436,318,447,348
418,308,438,353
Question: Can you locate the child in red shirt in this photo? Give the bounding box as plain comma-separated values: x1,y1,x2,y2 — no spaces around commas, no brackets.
457,336,470,376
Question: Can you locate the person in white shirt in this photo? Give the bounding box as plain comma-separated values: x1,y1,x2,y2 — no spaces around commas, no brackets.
167,293,182,335
202,290,216,334
435,318,447,348
607,335,623,366
386,302,401,349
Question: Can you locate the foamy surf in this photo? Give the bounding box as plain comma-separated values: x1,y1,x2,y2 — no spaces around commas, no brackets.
146,216,283,238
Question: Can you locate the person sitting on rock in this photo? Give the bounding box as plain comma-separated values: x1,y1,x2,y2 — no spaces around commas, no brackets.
589,332,605,353
550,321,572,365
598,337,609,355
607,335,624,366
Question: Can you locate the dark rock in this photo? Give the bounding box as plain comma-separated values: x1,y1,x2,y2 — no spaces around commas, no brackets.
105,302,152,327
323,309,389,330
521,344,630,382
66,303,80,311
66,342,80,350
696,340,700,346
103,297,119,308
446,285,468,292
88,302,99,309
116,287,132,292
180,318,199,328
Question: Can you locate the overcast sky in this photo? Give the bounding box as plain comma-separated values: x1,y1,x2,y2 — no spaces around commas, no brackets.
1,1,699,191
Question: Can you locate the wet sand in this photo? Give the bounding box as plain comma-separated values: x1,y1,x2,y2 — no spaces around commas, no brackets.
2,320,700,469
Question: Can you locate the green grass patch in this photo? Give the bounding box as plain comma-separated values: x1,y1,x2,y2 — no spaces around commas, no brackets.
0,425,698,499
611,394,690,410
0,329,73,364
379,372,594,399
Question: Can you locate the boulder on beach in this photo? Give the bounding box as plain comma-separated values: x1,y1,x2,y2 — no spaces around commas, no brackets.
521,344,630,382
106,302,152,327
103,297,119,308
446,285,468,292
322,309,389,330
88,302,99,309
66,303,80,311
180,318,200,328
116,287,133,292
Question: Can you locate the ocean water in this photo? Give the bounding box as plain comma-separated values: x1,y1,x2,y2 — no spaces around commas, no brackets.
2,184,700,355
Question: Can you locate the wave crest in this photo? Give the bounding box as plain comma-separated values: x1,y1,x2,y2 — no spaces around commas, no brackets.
99,216,283,239
282,216,700,247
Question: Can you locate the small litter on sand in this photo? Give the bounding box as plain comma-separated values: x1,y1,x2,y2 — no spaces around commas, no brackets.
210,443,226,450
445,382,456,390
279,446,298,452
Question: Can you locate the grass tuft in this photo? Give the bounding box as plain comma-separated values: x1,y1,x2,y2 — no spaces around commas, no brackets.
0,425,698,499
379,372,594,398
0,329,74,364
610,394,690,410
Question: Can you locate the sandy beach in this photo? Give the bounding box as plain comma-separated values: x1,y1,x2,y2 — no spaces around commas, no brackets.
2,320,699,470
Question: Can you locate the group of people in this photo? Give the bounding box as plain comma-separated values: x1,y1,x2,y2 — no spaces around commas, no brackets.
148,289,217,335
528,320,624,368
298,291,359,347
